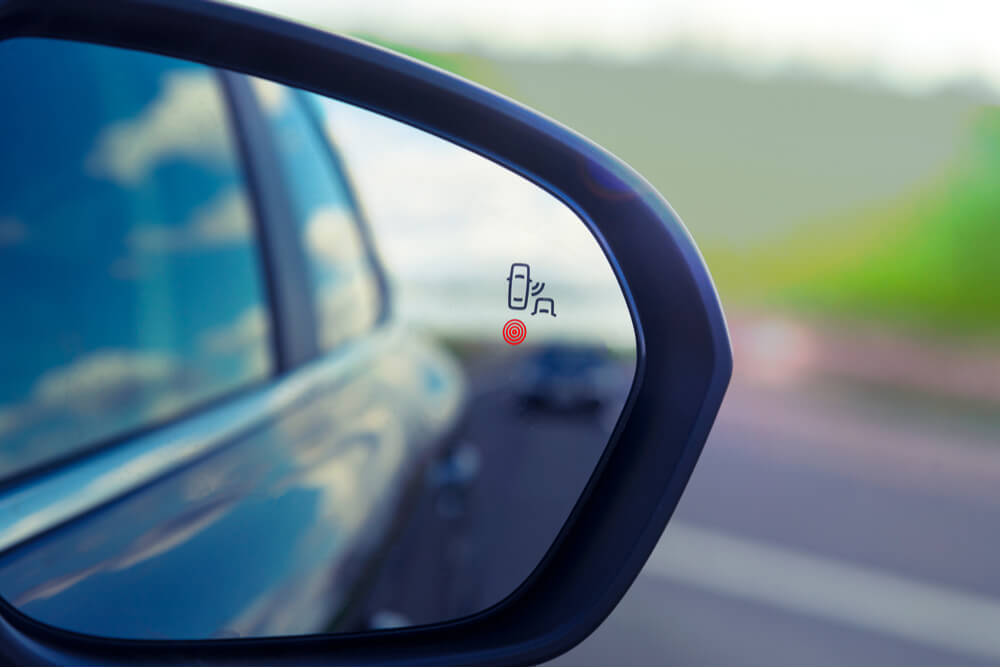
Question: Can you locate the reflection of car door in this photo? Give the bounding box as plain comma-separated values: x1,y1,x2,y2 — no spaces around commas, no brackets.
0,40,464,640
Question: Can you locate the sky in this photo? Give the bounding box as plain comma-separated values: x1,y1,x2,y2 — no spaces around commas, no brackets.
233,1,1000,100
319,95,637,349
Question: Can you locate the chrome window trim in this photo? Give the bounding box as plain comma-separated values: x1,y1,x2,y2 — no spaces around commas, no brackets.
0,323,404,555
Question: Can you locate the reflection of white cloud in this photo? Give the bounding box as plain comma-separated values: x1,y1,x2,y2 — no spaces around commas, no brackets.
316,278,379,350
127,188,253,254
190,188,254,243
249,76,290,115
147,391,199,422
34,351,178,407
304,408,406,522
202,305,268,354
88,70,232,184
15,500,231,606
111,502,230,571
300,203,381,349
223,406,407,638
0,350,191,471
303,206,363,267
0,218,26,246
200,305,271,377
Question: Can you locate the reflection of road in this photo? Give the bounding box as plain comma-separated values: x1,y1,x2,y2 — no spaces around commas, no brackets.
554,379,1000,666
359,349,623,627
364,346,1000,664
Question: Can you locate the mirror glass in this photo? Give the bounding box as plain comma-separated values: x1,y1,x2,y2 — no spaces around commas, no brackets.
0,37,636,639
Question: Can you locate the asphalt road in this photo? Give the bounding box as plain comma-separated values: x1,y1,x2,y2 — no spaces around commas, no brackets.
363,351,1000,665
554,379,1000,666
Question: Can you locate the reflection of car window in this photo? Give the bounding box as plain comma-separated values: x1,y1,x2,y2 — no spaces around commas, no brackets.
250,78,381,352
0,39,272,479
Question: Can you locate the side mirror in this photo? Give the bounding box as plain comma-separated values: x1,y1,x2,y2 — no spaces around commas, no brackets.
0,1,730,664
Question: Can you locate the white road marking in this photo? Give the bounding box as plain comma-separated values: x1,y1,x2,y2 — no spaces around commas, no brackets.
648,522,1000,661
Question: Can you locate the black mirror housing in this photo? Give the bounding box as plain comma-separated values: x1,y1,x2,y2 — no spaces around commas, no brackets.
0,0,731,663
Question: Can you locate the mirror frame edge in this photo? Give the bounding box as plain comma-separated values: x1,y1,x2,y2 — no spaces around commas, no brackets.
0,0,733,664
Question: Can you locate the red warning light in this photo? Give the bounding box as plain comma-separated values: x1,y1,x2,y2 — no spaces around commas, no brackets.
503,319,526,345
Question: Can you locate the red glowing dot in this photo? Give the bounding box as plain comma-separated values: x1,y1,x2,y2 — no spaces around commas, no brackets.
503,319,526,345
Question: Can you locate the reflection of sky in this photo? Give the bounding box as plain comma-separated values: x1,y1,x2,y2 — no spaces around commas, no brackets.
249,78,380,352
320,97,637,349
0,39,270,478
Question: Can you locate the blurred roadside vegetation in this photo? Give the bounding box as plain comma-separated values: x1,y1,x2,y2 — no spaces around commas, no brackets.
769,111,1000,336
360,36,1000,342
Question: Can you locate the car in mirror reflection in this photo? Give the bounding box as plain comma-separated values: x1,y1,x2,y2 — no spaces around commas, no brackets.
518,344,631,416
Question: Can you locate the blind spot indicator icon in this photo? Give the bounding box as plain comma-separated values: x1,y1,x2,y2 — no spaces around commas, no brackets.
503,319,526,345
531,298,555,316
507,263,530,310
506,262,557,317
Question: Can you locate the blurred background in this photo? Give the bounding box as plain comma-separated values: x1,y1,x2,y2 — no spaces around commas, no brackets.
237,1,1000,663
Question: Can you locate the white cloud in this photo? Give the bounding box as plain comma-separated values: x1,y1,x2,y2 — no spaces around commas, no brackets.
33,350,180,408
14,501,232,606
249,76,290,115
190,188,254,243
0,349,190,471
0,218,26,246
202,305,267,352
127,187,253,254
202,305,268,353
316,278,379,350
302,206,364,267
87,70,233,185
0,350,185,424
200,305,272,377
300,205,382,347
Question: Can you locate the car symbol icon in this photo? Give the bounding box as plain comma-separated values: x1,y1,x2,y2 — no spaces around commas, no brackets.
507,263,530,310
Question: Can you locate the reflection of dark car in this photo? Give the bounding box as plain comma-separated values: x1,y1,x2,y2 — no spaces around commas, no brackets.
518,344,625,414
0,39,464,639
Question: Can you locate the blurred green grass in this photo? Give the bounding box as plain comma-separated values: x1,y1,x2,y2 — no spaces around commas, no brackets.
765,110,1000,337
356,38,1000,339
